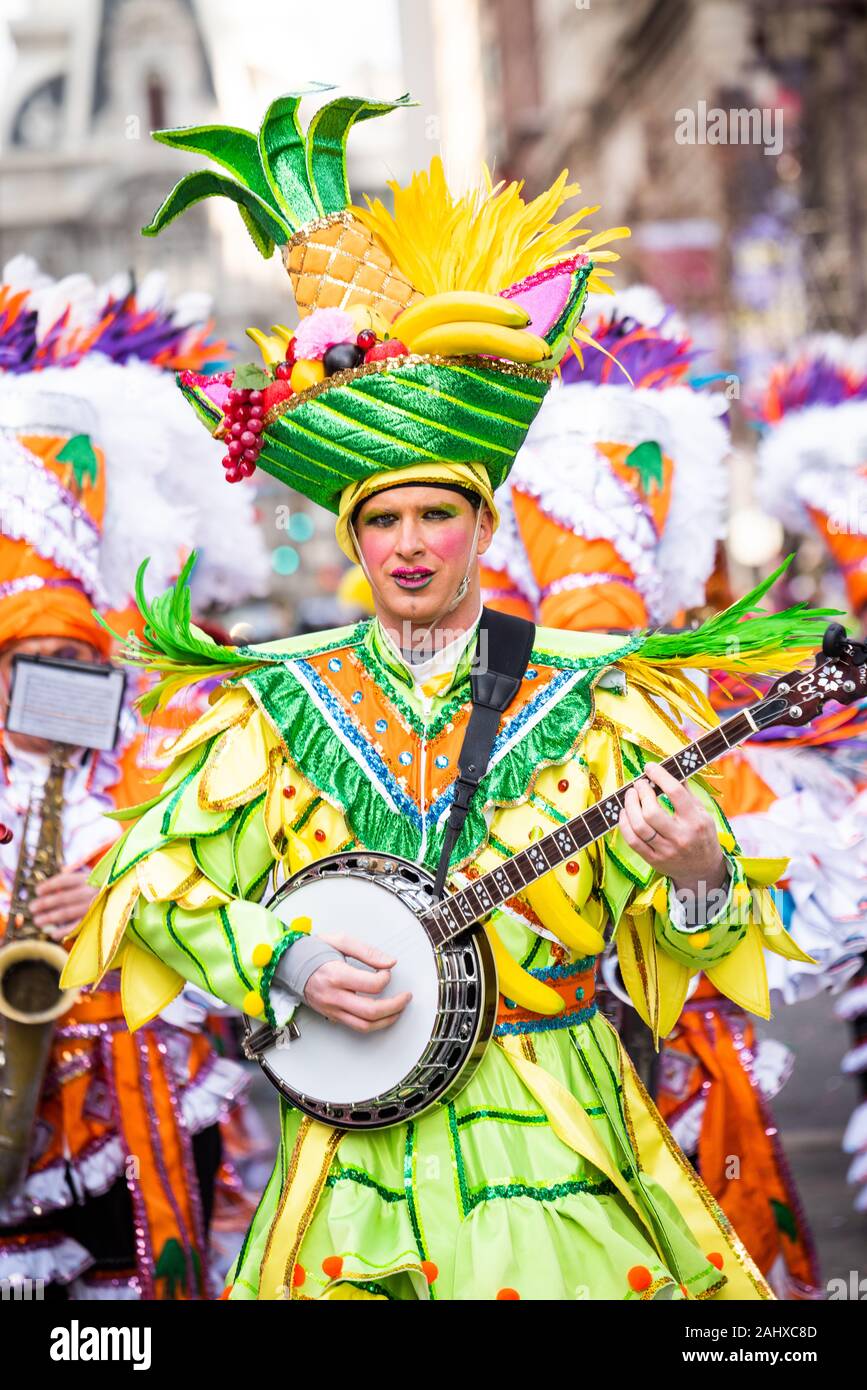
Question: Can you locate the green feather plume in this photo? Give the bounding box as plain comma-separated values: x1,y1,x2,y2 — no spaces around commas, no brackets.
98,554,279,715
638,558,838,672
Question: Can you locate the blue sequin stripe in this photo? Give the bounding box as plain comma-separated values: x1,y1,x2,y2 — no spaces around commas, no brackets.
484,666,592,777
493,1000,597,1037
494,956,598,1036
529,956,596,981
290,659,422,830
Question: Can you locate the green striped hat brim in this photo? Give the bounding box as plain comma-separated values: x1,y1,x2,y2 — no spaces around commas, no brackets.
256,354,552,512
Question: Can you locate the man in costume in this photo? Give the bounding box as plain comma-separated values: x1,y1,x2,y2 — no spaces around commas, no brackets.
0,264,263,1298
479,287,839,1297
755,339,867,1216
63,86,827,1300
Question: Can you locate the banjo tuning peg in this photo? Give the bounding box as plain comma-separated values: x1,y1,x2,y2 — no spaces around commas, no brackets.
821,622,848,658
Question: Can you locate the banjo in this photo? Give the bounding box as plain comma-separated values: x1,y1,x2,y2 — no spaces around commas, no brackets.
244,623,867,1129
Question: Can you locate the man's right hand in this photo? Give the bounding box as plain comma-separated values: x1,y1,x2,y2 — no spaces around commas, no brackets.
303,932,412,1033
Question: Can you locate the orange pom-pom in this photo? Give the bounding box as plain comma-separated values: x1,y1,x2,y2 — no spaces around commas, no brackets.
322,1255,344,1280
292,1263,306,1287
627,1264,652,1292
420,1260,438,1284
707,1251,724,1270
496,1287,521,1300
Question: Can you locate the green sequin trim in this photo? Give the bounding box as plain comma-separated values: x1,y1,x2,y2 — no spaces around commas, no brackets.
164,902,214,993
402,1123,429,1266
108,837,171,886
466,1176,620,1211
218,904,254,993
446,1102,471,1219
455,1108,548,1128
325,1166,406,1204
127,917,160,959
606,843,651,889
520,933,545,970
293,796,322,832
260,930,307,1029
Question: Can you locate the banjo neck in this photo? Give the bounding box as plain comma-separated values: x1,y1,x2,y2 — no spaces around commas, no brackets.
417,638,867,948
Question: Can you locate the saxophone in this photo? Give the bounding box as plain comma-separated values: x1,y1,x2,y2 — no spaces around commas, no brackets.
0,748,79,1198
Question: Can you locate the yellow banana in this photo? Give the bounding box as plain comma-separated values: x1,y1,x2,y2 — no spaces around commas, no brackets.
246,326,286,366
396,291,530,346
522,872,605,956
521,829,605,956
483,918,564,1016
407,320,550,363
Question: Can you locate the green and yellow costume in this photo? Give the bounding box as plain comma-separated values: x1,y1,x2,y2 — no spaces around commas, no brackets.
64,86,823,1300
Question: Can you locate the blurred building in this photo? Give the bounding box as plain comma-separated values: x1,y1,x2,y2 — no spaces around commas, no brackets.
478,0,867,380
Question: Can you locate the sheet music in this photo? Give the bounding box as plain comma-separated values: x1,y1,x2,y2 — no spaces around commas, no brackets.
6,658,126,751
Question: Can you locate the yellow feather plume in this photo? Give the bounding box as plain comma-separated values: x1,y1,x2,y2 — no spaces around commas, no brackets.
351,157,629,297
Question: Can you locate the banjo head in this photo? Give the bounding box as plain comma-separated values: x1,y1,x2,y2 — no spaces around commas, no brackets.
248,852,497,1128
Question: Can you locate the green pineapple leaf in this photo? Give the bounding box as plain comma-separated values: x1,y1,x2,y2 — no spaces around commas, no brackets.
259,85,334,225
142,170,289,256
237,206,275,258
152,124,278,212
56,433,99,490
306,94,416,214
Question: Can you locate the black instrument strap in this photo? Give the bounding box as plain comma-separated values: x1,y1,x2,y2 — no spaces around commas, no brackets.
432,607,536,900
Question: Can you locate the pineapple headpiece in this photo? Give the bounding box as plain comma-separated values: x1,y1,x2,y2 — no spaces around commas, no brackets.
145,84,628,523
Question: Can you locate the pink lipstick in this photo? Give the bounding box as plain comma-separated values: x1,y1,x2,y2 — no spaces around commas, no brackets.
391,567,434,590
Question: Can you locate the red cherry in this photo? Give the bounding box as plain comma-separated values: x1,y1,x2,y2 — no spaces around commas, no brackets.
246,418,263,434
248,390,263,405
230,421,243,439
240,430,257,447
228,439,244,459
227,389,241,407
221,453,233,470
356,328,376,351
242,448,259,464
275,362,292,381
284,339,297,366
248,403,264,418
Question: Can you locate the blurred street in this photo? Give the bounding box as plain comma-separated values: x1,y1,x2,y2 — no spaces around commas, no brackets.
759,993,867,1290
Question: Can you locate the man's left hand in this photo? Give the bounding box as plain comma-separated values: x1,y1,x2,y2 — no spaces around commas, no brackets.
618,762,727,899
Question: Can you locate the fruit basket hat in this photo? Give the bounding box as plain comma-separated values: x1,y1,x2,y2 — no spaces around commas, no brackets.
145,84,628,558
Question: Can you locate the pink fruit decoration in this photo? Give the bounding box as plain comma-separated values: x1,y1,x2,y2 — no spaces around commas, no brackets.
501,253,591,353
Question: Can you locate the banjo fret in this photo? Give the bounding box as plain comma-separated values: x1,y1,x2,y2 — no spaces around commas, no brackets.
418,701,782,941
